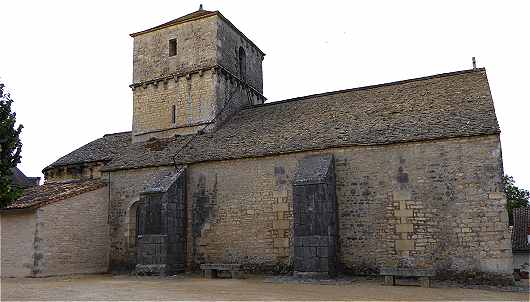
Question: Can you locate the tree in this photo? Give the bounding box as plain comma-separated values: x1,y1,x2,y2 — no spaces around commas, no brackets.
0,82,23,208
503,175,529,225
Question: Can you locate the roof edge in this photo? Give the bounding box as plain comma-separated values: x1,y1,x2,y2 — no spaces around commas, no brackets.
42,159,111,173
101,133,500,173
104,131,132,137
248,68,487,110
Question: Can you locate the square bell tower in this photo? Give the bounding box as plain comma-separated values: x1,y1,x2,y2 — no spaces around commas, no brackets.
130,7,266,143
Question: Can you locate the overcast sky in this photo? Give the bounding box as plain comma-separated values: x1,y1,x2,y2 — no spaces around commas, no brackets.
1,0,529,189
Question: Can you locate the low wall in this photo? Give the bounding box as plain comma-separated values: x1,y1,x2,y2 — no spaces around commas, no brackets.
0,210,36,277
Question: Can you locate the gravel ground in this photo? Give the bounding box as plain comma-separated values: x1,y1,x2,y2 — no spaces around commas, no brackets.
1,274,528,301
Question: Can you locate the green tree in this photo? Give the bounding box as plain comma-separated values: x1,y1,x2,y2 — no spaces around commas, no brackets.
0,82,23,208
503,175,529,225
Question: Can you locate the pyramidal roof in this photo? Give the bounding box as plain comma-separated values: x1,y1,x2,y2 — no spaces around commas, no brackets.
129,7,265,55
130,8,217,37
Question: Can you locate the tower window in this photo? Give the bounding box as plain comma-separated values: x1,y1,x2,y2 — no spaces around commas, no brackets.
171,105,176,124
169,39,177,57
238,47,246,80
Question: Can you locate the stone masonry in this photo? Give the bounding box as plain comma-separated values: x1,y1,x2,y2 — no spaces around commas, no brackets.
1,211,36,277
32,187,109,276
178,134,510,277
0,186,109,277
131,11,265,143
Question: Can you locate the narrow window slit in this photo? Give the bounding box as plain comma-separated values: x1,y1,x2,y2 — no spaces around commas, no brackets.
169,39,177,57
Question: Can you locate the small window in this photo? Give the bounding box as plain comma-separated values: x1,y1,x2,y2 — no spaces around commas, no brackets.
171,105,176,124
169,39,177,57
238,47,246,80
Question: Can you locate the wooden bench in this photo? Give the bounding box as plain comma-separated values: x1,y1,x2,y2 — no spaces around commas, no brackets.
380,268,434,288
200,263,243,279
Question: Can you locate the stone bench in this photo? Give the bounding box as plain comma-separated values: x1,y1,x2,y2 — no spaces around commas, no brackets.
380,268,434,288
200,263,243,279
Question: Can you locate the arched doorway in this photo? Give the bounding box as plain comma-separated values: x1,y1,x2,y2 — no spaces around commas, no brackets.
126,199,142,270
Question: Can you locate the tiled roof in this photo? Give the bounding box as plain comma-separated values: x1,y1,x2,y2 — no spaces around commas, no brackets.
43,131,131,172
1,179,107,211
142,168,185,194
10,167,40,188
44,68,500,172
512,207,530,251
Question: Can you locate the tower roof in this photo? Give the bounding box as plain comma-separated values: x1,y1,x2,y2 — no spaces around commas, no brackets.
130,9,217,37
129,8,265,55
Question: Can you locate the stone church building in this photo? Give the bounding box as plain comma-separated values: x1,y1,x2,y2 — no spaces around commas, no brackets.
1,8,513,280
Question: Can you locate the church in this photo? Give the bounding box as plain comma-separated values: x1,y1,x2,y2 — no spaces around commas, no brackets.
0,7,513,281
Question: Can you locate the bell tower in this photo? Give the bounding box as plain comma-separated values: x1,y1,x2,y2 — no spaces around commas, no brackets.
130,7,266,143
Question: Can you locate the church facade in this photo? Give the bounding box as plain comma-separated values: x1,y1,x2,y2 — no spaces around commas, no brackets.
2,8,512,280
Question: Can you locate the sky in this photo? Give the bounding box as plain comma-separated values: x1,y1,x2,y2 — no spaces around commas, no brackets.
1,0,529,190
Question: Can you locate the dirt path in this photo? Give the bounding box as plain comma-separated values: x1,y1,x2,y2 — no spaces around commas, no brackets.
1,274,528,301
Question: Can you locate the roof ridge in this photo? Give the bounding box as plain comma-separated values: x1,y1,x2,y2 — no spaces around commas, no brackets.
246,68,486,110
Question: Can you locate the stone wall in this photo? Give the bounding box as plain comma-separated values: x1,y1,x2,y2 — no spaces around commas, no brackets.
33,187,109,276
0,210,36,277
183,134,511,276
132,16,217,83
217,16,264,92
44,162,105,183
132,69,216,141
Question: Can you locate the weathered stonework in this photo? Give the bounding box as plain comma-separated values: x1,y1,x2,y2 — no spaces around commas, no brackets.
131,12,265,143
173,135,510,276
1,211,36,277
100,135,511,278
44,162,104,183
32,187,109,276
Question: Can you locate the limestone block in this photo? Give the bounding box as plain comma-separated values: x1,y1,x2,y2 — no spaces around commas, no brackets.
395,240,414,251
395,209,414,218
396,224,413,233
272,203,289,212
393,191,412,201
273,238,289,248
488,192,505,199
273,220,289,230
